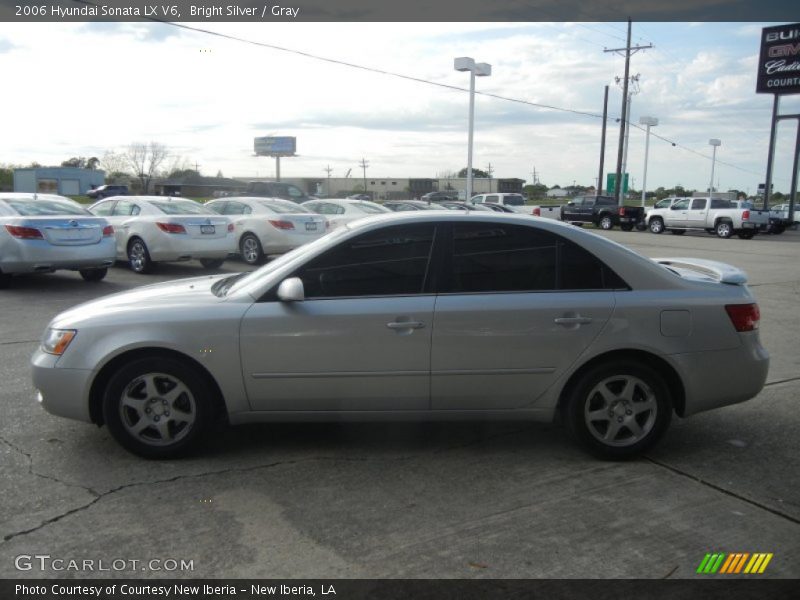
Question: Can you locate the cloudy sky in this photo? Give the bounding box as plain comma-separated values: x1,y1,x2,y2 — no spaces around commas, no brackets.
1,20,799,194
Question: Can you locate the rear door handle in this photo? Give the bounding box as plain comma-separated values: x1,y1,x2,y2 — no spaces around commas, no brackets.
387,321,425,330
554,316,593,326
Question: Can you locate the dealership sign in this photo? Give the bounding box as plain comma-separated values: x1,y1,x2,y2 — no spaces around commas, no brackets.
757,23,800,95
254,136,296,156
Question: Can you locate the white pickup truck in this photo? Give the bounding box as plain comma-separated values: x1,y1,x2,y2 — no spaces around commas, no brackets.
645,197,770,239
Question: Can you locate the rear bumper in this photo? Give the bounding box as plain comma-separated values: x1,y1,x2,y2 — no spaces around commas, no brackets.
0,239,116,274
672,335,769,417
147,234,237,262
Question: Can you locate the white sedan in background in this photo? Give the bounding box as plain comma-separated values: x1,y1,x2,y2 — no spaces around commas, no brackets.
206,197,327,265
302,198,391,230
88,196,235,274
0,193,116,287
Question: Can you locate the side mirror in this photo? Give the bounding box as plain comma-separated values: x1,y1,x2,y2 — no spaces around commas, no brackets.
277,277,305,302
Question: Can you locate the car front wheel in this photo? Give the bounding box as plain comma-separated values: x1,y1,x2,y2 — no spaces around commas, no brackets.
715,221,733,238
127,238,154,273
564,360,672,459
598,215,614,230
239,233,264,265
102,357,216,459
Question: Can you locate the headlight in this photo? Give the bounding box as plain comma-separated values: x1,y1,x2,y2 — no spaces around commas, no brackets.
41,329,77,356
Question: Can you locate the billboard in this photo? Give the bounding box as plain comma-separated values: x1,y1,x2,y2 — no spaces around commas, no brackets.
254,136,296,156
756,23,800,95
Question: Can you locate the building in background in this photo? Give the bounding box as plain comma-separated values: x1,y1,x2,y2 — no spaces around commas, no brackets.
13,167,105,196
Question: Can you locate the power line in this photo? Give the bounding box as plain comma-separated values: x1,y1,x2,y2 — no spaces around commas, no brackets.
69,0,780,182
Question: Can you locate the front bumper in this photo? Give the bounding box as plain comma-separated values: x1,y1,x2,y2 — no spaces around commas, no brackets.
31,349,93,423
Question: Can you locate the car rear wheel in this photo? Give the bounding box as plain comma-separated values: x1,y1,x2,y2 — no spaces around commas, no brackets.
715,221,733,238
127,238,154,274
598,215,614,230
102,357,215,459
239,233,264,265
620,224,634,232
649,218,664,234
199,258,225,269
564,360,672,459
79,268,108,282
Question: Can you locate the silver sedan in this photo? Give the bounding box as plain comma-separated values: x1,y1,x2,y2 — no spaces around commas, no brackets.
32,213,769,459
0,193,116,287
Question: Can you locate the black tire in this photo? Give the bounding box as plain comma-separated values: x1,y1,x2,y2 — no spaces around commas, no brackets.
102,357,216,459
635,222,647,231
737,231,756,240
715,220,733,239
597,214,614,230
200,258,225,269
239,233,264,266
670,229,686,235
620,223,634,232
79,268,108,282
773,224,786,235
0,270,10,289
564,360,672,460
649,218,664,234
127,237,154,274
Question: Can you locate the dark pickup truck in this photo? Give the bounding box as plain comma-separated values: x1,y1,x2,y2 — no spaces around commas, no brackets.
560,195,644,231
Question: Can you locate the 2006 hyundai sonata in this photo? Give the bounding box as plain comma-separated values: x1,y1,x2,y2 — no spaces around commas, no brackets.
32,213,769,459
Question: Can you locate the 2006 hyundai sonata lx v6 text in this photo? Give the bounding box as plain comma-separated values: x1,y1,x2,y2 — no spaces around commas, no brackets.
31,212,769,459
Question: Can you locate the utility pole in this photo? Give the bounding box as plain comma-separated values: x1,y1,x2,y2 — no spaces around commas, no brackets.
194,161,201,174
530,166,540,185
486,162,494,193
617,74,640,180
598,85,609,195
324,165,333,197
604,19,652,204
359,158,369,197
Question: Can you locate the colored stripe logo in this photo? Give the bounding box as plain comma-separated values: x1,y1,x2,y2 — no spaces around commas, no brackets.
697,552,773,574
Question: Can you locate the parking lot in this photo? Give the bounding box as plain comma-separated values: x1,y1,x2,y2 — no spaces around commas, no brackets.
1,227,798,579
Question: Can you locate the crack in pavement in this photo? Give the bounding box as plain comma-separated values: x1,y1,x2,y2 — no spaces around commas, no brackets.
0,453,415,545
0,435,100,496
764,376,800,387
643,456,800,526
0,340,39,346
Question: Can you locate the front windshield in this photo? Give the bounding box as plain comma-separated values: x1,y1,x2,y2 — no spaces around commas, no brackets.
216,226,351,297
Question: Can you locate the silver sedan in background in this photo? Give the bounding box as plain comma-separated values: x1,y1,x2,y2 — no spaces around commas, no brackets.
32,213,769,459
302,198,391,230
0,193,116,287
88,196,236,273
205,197,327,265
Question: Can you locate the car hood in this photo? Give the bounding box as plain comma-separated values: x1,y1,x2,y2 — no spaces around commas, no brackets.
50,274,234,328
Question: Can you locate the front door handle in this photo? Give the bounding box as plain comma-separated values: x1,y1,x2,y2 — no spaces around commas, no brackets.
387,320,425,330
554,316,593,326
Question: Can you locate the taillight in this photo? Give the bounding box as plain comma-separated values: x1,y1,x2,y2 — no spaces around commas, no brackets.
5,225,43,239
618,207,626,216
532,207,541,216
227,223,234,233
725,303,760,332
102,225,115,237
742,209,750,221
155,222,186,234
269,220,295,230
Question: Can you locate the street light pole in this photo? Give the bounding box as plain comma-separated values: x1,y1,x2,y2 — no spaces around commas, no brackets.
455,57,491,203
640,116,658,207
709,139,721,197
